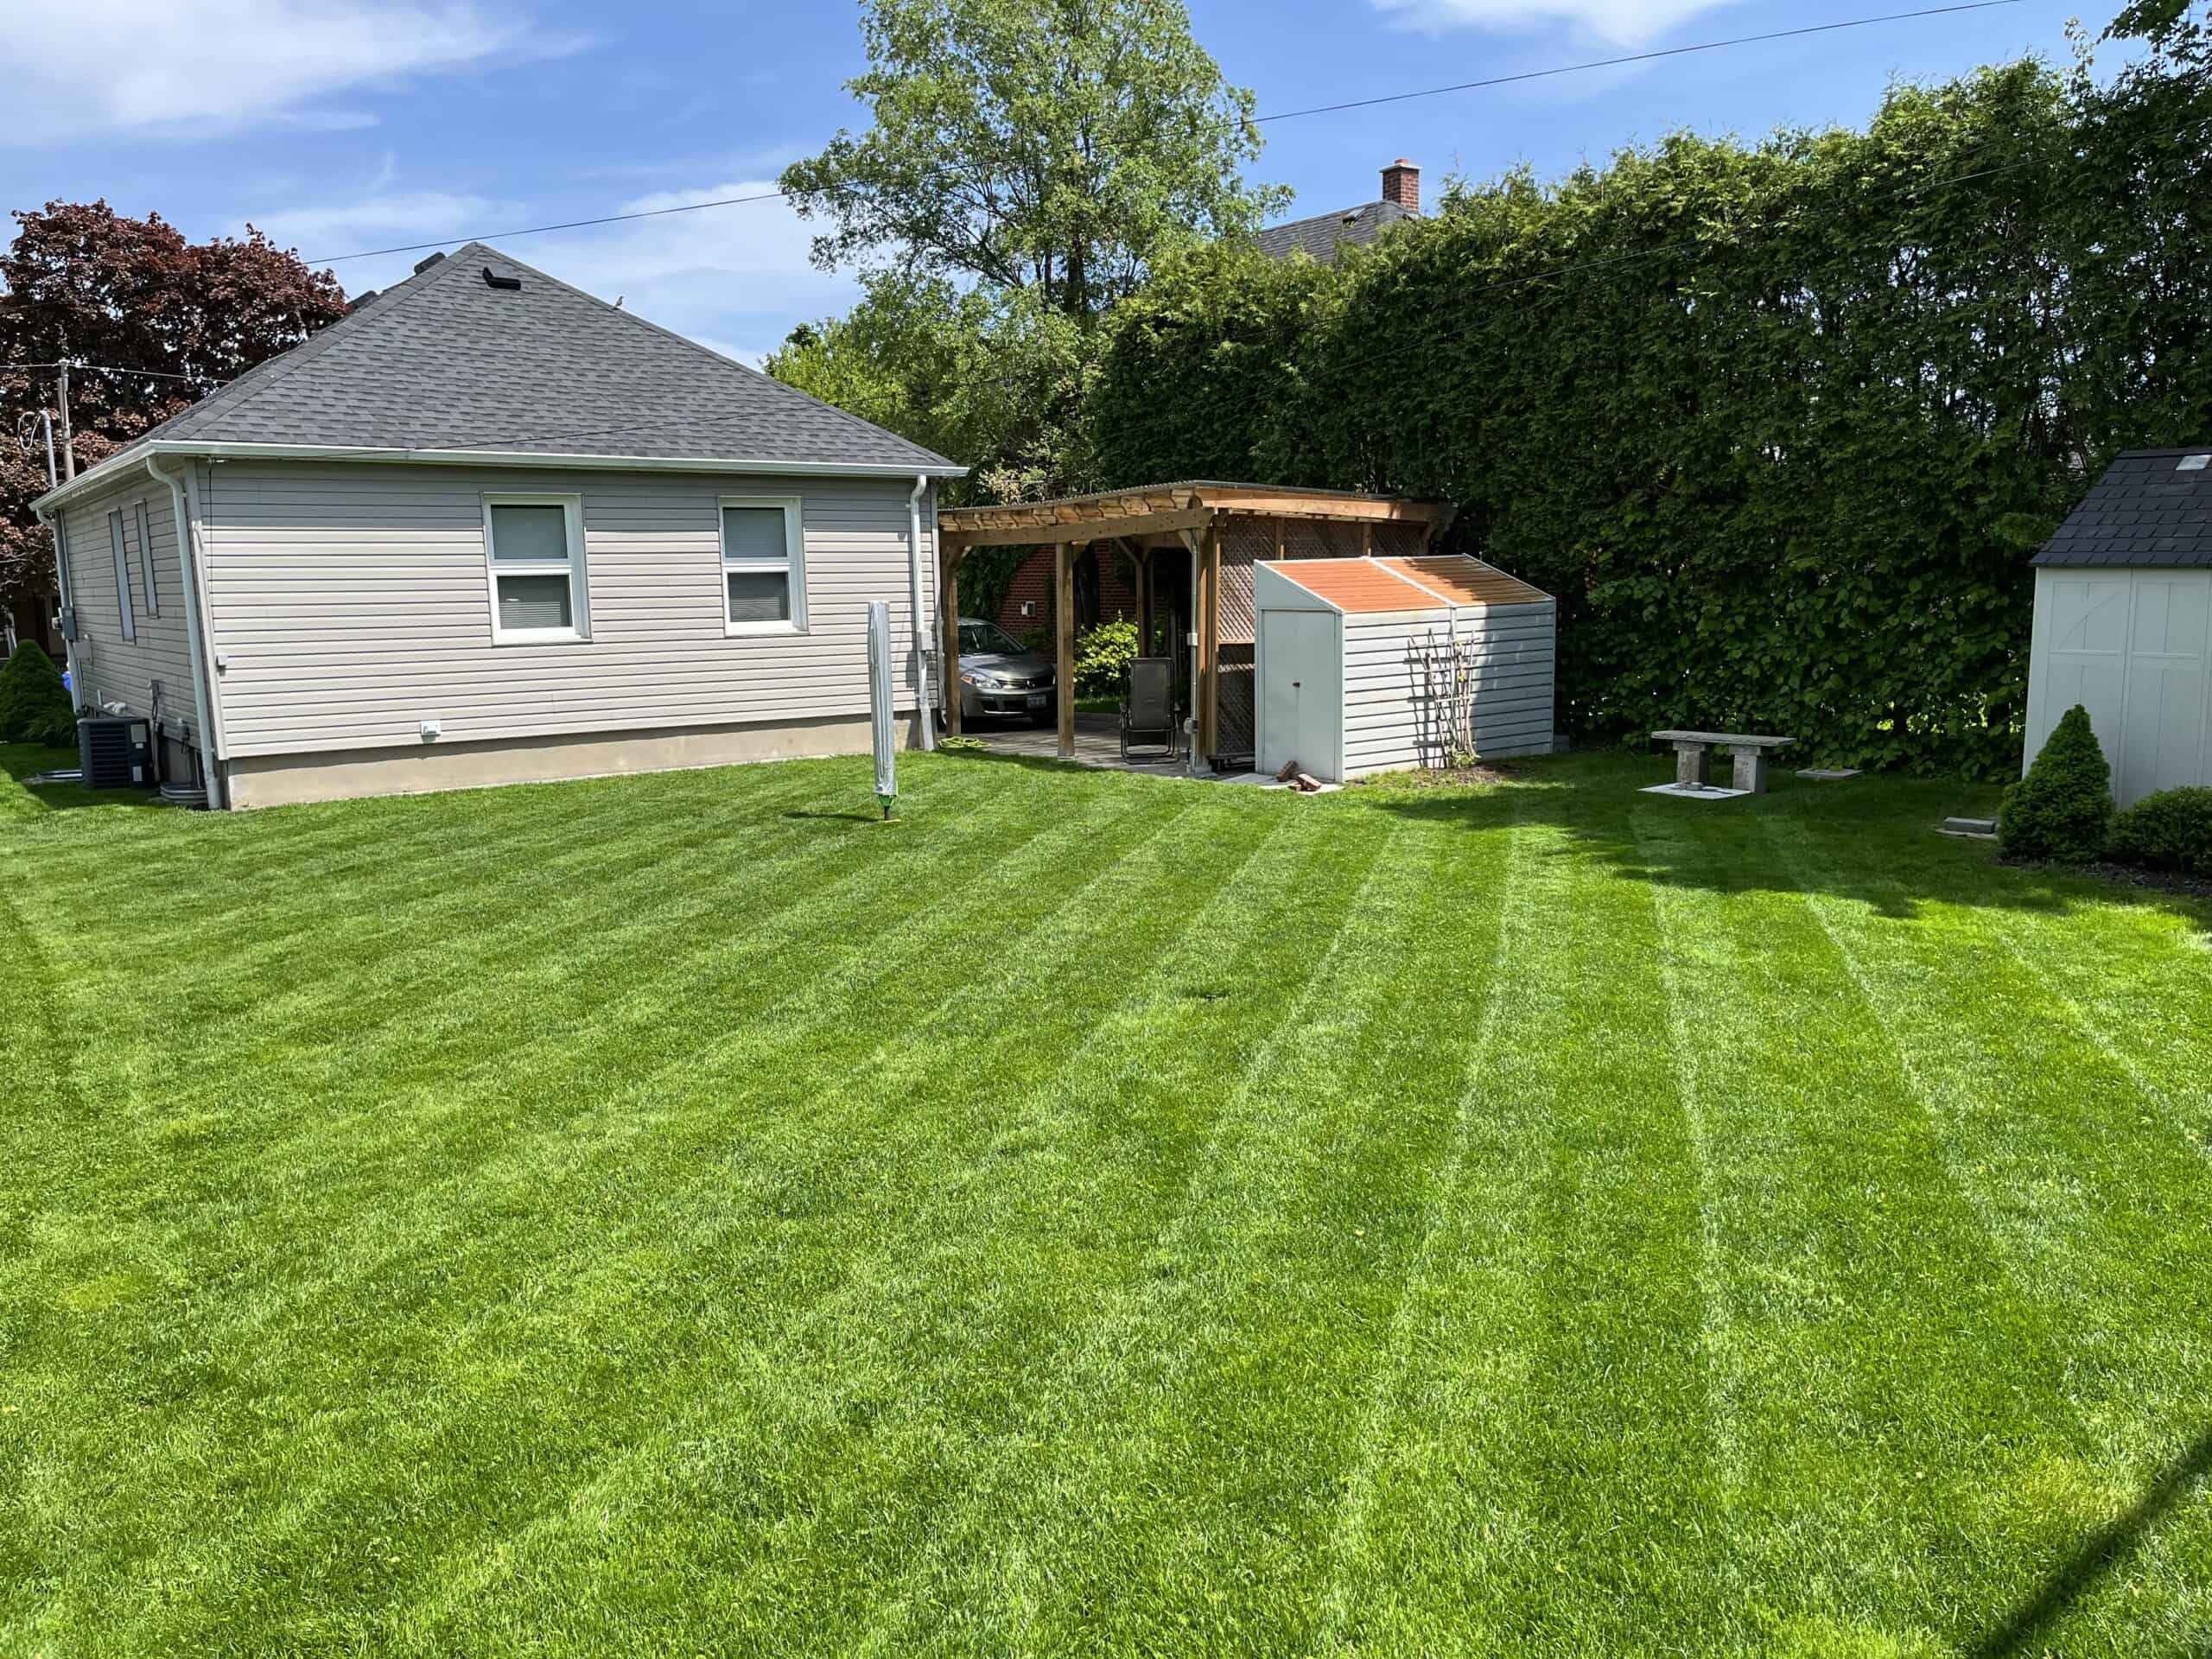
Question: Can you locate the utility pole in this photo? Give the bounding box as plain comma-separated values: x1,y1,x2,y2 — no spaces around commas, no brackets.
55,359,75,481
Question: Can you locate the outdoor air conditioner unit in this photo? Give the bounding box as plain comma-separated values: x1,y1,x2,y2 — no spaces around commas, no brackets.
78,715,154,790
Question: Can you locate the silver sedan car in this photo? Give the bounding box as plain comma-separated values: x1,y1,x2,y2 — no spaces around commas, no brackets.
953,617,1058,727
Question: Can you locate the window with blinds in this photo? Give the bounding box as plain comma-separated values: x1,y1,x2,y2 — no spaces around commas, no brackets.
720,499,804,634
483,497,588,643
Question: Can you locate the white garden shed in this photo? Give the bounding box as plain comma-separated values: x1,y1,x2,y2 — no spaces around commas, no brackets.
2026,448,2212,807
1252,554,1555,782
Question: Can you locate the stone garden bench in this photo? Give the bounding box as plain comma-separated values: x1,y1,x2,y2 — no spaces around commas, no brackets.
1650,730,1794,795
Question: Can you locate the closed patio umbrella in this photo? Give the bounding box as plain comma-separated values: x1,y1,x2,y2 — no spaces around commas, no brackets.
868,600,897,817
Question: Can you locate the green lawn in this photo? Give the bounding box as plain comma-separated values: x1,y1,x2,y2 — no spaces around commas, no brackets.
3,741,2209,1656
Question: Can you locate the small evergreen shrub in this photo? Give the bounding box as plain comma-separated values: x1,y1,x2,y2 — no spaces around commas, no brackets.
0,641,77,748
2109,786,2212,876
1999,704,2113,862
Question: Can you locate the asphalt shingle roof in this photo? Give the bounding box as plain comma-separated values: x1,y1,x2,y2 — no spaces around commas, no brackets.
1253,200,1414,265
2034,448,2212,567
98,243,961,476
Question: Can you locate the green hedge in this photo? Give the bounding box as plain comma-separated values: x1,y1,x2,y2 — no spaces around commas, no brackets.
1093,60,2212,778
2109,786,2212,875
0,641,75,747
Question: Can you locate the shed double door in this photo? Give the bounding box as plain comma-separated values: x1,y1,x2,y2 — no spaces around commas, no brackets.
1260,609,1340,781
2031,569,2211,804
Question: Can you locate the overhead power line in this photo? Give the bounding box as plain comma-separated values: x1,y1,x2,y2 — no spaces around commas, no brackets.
10,360,227,385
300,0,2027,266
305,189,790,266
1254,0,2027,123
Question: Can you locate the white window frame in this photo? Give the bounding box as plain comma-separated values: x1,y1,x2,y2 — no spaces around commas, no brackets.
109,510,137,642
719,495,806,636
481,493,589,645
134,499,159,617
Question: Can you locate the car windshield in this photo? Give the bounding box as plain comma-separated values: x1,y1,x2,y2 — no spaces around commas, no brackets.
960,622,1028,655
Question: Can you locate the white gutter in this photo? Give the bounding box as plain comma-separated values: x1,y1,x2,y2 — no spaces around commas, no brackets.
908,474,936,751
37,441,967,515
146,456,228,810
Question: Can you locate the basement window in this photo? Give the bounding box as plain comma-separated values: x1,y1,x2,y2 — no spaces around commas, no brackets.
135,499,159,616
720,497,805,635
482,495,589,644
108,510,136,642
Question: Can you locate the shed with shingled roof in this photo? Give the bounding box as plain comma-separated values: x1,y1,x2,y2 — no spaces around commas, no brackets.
2025,447,2212,804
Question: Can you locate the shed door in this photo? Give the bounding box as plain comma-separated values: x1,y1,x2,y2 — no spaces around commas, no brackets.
1260,610,1340,780
2120,574,2211,804
2030,575,2131,777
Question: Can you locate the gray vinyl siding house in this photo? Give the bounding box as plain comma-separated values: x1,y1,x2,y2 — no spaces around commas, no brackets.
35,243,963,810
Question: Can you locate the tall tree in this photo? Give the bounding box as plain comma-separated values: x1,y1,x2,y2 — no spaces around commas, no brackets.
780,0,1287,321
0,200,346,614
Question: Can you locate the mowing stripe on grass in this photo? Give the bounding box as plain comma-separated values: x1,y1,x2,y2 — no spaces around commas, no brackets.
1311,804,1709,1655
0,760,971,1313
1313,798,1527,1649
844,806,1474,1656
10,769,1179,1649
1620,818,1743,1491
711,802,1389,1654
385,787,1304,1651
1767,810,2212,1652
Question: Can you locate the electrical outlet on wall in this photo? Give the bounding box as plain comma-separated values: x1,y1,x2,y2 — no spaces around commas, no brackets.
420,718,442,741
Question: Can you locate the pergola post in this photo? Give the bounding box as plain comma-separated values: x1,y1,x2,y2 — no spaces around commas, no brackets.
1055,541,1076,761
938,543,963,739
1197,524,1221,766
1133,543,1154,655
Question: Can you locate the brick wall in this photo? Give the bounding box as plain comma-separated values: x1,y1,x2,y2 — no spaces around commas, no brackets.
996,546,1144,636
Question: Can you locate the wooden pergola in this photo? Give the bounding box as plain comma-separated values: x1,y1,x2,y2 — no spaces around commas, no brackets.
937,482,1448,765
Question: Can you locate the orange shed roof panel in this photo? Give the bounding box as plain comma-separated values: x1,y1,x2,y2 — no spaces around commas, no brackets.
1268,559,1439,613
1377,556,1551,607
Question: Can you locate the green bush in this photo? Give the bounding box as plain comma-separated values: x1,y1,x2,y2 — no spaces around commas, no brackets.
1999,704,2112,862
0,642,77,747
1073,619,1140,699
2109,786,2212,876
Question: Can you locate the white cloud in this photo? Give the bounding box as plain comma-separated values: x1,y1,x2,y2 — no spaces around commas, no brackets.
251,190,517,256
0,0,582,143
1370,0,1743,48
519,180,860,365
258,175,856,365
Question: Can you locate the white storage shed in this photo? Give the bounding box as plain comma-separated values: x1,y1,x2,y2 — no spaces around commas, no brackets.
2025,448,2212,806
1253,555,1556,782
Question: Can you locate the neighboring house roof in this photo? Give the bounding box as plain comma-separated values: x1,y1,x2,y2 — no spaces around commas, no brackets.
36,242,960,512
1253,200,1414,265
2034,448,2212,568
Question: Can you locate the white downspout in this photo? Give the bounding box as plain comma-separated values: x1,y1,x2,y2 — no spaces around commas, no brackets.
35,506,79,703
33,412,81,701
907,474,937,751
147,457,227,810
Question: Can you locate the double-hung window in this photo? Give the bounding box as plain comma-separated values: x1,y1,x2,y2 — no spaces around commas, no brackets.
482,495,588,644
108,510,137,642
720,497,804,634
135,500,159,616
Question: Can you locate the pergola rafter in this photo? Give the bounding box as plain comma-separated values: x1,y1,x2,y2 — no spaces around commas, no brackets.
937,482,1448,764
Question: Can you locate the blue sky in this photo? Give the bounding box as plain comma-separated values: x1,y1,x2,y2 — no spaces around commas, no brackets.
2,0,2100,365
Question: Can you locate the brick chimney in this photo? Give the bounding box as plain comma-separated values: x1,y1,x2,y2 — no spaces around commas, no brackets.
1381,158,1420,213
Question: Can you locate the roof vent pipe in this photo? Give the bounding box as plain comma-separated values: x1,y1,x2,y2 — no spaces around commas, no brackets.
909,474,936,752
412,251,446,274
